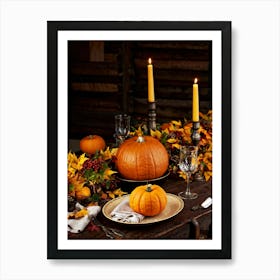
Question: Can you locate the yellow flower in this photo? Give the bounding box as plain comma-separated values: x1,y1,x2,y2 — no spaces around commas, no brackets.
68,152,77,169
68,152,88,174
178,171,188,181
204,152,212,159
68,173,86,197
171,120,182,127
199,111,212,121
162,128,170,134
172,143,181,150
100,146,118,159
68,167,76,178
205,160,212,171
73,208,88,219
107,188,127,199
135,126,144,136
150,129,162,140
110,148,118,156
103,168,118,180
100,147,112,160
113,188,127,196
204,171,212,181
167,123,176,132
207,143,212,151
167,138,178,144
108,192,115,199
183,123,192,133
77,153,88,168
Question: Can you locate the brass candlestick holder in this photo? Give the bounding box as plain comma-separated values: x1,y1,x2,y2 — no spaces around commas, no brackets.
191,121,205,182
148,101,157,131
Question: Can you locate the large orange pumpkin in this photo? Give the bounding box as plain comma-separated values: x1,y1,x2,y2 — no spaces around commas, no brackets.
80,135,106,155
115,135,169,180
129,184,167,216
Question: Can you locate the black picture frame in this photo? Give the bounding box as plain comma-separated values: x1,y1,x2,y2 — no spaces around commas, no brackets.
47,21,231,259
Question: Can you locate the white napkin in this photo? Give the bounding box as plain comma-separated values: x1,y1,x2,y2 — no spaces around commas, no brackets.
201,197,212,208
68,202,101,233
110,197,144,223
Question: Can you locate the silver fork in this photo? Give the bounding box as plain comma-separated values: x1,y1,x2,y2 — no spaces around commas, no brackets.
92,217,125,239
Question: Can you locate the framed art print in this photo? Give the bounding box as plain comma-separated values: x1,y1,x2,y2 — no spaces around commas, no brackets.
47,21,231,259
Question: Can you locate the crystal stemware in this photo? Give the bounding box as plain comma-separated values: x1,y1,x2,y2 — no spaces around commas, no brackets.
178,145,199,200
114,114,131,146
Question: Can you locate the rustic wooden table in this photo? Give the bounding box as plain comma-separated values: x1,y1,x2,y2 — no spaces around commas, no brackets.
68,178,212,240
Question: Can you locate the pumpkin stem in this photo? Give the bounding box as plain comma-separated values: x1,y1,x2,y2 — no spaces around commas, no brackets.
136,135,145,143
146,184,153,192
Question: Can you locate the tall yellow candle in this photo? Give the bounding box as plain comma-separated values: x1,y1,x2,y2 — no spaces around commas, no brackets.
192,78,199,122
147,58,155,102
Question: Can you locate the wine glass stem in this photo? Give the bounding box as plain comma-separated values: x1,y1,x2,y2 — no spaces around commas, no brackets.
115,135,125,146
185,172,191,195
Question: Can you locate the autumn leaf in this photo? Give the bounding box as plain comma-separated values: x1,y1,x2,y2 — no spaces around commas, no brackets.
113,188,127,197
205,161,212,170
162,128,170,135
150,129,162,139
167,138,178,144
178,171,188,181
204,171,212,181
107,188,127,199
100,147,112,160
108,192,115,199
68,151,77,165
204,152,212,159
172,143,181,150
100,147,118,161
171,120,182,127
68,173,86,192
68,167,76,178
68,152,88,174
135,126,144,136
167,123,176,132
183,123,192,129
110,148,118,157
87,201,98,207
200,138,208,145
77,153,89,169
68,208,88,219
103,168,117,180
199,110,212,121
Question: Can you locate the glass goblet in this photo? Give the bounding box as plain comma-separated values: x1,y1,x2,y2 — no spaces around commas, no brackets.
178,145,199,200
114,114,131,146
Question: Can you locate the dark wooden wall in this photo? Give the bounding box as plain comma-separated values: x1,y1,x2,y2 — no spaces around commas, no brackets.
68,41,212,141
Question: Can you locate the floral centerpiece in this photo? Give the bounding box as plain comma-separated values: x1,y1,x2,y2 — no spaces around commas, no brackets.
68,147,126,209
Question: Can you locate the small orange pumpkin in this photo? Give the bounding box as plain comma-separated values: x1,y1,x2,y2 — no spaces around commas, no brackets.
129,184,167,216
80,135,106,155
115,135,169,180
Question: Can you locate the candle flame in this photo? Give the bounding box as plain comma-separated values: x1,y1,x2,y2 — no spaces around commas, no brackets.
194,78,198,84
148,58,152,64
